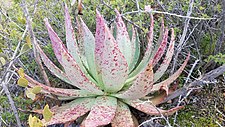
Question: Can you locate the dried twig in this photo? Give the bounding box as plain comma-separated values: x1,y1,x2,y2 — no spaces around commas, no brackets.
171,0,194,74
163,64,225,103
21,0,51,86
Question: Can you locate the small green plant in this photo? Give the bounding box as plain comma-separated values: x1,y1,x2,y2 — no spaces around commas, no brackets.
22,5,189,127
205,53,225,64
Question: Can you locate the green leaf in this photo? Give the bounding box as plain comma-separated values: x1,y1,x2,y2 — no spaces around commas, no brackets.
20,43,31,55
17,77,28,87
32,86,42,94
43,104,53,122
26,90,36,100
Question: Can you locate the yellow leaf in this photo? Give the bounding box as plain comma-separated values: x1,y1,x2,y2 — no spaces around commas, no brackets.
43,104,53,122
17,77,28,87
32,86,42,94
26,90,36,100
18,68,25,77
28,114,33,127
26,35,32,48
0,57,6,65
28,114,43,127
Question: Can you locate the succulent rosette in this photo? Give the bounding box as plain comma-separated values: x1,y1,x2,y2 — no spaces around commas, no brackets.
25,4,189,127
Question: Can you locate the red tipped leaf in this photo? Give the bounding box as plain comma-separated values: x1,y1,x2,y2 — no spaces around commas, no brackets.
44,18,103,94
151,53,190,94
152,28,169,67
153,29,175,82
115,9,134,67
124,99,183,116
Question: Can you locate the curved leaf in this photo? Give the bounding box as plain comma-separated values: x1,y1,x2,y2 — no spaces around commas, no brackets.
123,99,183,116
152,28,169,67
78,18,100,86
43,97,94,125
152,18,165,56
115,9,134,67
36,44,71,84
111,101,135,127
128,13,154,78
84,96,117,127
95,10,128,92
153,29,175,82
25,74,94,97
151,53,190,94
44,18,102,94
128,27,140,72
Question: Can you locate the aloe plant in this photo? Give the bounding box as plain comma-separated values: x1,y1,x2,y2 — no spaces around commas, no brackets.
24,4,190,127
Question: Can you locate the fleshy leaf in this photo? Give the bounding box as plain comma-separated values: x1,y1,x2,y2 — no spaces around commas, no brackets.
152,28,169,67
128,13,154,78
65,4,97,84
114,61,153,99
43,104,53,122
78,18,100,85
44,18,102,94
151,53,190,94
123,99,183,116
153,29,175,82
36,44,71,84
17,77,28,87
115,9,134,67
25,74,94,97
152,18,165,56
128,27,140,72
95,10,128,92
64,4,82,67
84,96,117,127
111,101,135,127
43,97,94,125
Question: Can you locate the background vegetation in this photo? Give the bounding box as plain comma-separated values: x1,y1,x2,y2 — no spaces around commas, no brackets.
0,0,224,126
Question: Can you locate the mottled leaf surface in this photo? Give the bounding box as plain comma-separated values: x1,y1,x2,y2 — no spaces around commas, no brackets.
111,101,135,127
36,44,71,84
153,29,175,82
84,96,117,127
115,10,134,67
114,62,153,99
128,27,140,72
78,18,100,86
128,14,154,78
25,74,94,97
43,98,94,125
124,99,183,116
44,18,102,94
65,4,83,68
152,29,168,67
151,53,190,94
95,10,128,92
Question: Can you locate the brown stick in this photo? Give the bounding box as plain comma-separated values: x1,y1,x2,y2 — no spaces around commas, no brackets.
21,0,51,86
162,64,225,103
